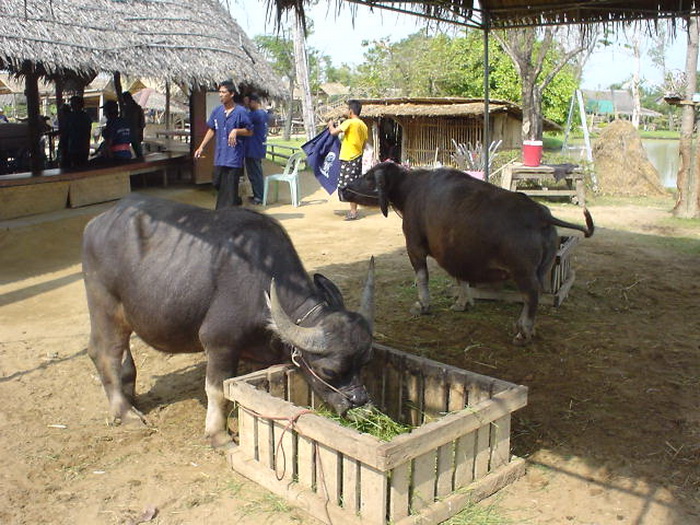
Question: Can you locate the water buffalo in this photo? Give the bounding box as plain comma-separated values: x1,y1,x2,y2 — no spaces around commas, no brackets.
82,194,375,446
340,161,594,345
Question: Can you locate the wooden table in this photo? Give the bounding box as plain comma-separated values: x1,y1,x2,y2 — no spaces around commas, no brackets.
155,129,190,143
501,162,586,206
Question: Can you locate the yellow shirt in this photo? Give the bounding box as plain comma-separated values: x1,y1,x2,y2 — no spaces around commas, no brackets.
339,117,368,161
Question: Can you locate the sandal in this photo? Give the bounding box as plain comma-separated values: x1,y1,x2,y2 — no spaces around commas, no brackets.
344,212,359,221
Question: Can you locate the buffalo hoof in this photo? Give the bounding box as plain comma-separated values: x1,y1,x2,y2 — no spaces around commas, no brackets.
209,431,236,449
512,332,532,346
450,301,470,312
112,406,147,427
410,302,431,316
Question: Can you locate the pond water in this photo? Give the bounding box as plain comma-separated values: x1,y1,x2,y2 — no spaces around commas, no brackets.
563,139,679,188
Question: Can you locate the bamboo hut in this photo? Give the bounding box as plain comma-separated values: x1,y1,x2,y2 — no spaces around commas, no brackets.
326,97,560,167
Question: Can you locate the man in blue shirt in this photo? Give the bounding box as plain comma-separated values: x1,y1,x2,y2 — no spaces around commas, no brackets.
194,81,252,209
244,93,268,205
100,100,132,161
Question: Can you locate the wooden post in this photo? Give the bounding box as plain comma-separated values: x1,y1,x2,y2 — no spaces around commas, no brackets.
165,81,171,130
114,71,123,115
24,68,42,174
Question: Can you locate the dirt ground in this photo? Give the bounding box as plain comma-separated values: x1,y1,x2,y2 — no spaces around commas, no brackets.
1,172,698,525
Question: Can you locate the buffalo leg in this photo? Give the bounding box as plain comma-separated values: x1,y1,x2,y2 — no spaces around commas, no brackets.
513,274,540,345
410,266,431,314
451,280,474,311
203,349,239,447
407,248,431,314
86,290,145,425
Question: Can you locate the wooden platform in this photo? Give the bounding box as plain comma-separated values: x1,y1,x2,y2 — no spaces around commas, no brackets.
0,153,190,220
501,162,586,206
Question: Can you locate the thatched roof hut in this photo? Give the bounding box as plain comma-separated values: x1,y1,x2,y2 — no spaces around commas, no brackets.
272,1,699,29
326,97,559,167
0,0,284,96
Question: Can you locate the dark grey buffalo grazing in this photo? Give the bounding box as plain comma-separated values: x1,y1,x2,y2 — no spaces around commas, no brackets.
340,162,593,345
82,194,375,446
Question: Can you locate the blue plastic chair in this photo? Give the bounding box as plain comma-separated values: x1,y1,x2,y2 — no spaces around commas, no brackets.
262,151,306,207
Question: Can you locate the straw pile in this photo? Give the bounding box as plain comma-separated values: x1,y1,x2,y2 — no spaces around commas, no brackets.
592,120,667,197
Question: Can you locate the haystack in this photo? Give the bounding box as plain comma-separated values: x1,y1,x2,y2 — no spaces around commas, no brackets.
592,120,667,197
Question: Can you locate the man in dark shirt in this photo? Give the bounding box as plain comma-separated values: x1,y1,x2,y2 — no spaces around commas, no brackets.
100,100,132,161
64,96,93,168
244,93,268,205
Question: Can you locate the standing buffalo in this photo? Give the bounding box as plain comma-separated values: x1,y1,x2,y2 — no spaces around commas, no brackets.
340,162,594,345
82,194,375,446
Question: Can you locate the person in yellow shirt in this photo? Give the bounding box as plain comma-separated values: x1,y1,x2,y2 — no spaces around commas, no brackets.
328,100,368,220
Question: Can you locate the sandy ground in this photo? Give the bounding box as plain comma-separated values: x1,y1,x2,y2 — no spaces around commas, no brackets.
1,171,698,524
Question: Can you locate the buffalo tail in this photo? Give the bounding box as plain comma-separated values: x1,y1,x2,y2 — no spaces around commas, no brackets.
549,208,594,238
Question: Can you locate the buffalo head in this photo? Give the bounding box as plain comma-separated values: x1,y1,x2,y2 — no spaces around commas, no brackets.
339,162,407,217
268,257,375,415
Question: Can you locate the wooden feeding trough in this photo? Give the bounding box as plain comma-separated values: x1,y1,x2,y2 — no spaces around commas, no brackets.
467,235,580,307
223,343,527,525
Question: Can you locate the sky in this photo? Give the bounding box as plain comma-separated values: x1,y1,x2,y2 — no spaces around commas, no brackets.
230,0,689,91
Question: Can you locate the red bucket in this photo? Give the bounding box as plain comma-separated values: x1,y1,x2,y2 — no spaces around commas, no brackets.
522,140,543,167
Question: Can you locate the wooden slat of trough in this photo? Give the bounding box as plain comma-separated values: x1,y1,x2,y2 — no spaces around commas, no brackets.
373,343,515,395
388,461,410,522
436,442,455,497
342,455,360,514
453,430,476,488
489,415,512,471
316,443,340,506
359,463,388,525
377,386,528,471
227,380,385,469
228,448,366,525
394,458,526,525
411,449,436,511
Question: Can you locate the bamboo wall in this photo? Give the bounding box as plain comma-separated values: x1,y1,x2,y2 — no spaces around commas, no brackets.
378,114,521,168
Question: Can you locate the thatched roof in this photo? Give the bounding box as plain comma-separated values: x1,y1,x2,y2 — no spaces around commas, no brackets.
272,1,699,29
325,97,561,130
132,88,189,114
0,0,286,97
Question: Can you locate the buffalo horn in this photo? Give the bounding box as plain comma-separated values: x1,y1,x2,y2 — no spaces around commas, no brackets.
269,279,328,355
358,256,375,330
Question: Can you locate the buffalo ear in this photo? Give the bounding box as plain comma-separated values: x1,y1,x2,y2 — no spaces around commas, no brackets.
375,168,389,217
313,273,345,309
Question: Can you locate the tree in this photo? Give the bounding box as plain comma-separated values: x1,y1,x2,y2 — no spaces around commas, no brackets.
354,30,576,128
494,27,595,140
626,25,643,128
674,16,700,219
254,34,296,140
293,11,315,140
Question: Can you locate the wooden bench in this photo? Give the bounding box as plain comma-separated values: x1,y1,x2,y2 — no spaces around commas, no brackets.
0,153,190,220
500,162,586,206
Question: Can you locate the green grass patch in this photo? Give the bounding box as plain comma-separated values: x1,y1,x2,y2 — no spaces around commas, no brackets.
316,405,412,441
442,501,512,524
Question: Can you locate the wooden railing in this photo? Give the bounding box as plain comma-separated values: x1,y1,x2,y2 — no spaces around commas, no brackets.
266,143,301,164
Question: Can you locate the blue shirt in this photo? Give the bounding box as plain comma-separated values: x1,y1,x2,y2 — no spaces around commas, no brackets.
207,104,252,168
102,117,132,159
245,108,268,160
